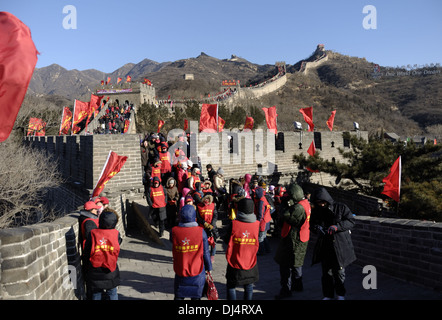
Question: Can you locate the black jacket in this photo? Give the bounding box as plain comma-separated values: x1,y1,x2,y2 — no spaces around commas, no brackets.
310,187,356,269
83,209,122,291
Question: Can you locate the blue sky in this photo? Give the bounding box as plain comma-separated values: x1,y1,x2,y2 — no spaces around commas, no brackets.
3,0,441,72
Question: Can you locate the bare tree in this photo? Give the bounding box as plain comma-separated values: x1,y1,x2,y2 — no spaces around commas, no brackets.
0,140,63,228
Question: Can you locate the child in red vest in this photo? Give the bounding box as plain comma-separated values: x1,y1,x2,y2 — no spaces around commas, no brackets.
83,209,122,300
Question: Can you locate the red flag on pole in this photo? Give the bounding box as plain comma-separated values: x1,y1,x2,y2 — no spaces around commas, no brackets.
157,119,165,133
92,151,128,197
27,117,45,136
72,99,90,134
326,110,336,131
183,119,189,131
199,103,218,132
262,106,278,134
381,156,401,202
299,107,314,132
243,116,254,131
117,77,122,84
0,12,39,142
126,75,131,82
59,107,72,135
306,140,319,172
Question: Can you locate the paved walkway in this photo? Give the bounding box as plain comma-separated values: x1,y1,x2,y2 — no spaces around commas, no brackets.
117,206,442,301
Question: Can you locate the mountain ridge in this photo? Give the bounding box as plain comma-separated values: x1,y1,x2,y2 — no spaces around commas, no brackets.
26,48,442,136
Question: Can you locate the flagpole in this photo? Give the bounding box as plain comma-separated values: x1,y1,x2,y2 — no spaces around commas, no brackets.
59,107,65,136
92,150,112,198
71,99,76,135
216,103,219,133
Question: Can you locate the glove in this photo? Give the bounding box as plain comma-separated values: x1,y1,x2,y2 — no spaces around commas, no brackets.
327,225,338,235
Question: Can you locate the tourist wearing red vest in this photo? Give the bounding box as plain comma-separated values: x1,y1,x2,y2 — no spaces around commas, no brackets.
196,194,219,262
223,198,260,300
146,177,167,237
274,184,311,299
159,142,172,182
254,186,271,255
171,205,212,300
78,201,101,252
83,209,122,300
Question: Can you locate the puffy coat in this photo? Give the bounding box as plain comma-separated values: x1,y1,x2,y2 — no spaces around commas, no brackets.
310,187,356,269
274,184,310,268
171,205,212,299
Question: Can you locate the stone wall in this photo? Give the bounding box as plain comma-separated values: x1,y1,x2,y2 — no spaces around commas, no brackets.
352,216,442,291
24,134,144,195
0,190,140,300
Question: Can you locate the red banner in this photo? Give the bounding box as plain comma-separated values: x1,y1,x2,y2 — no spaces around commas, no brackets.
0,12,39,142
157,119,165,133
92,151,128,197
218,116,225,132
199,104,218,132
262,106,278,134
59,107,72,135
244,116,254,131
381,156,401,203
299,107,314,132
72,99,90,134
326,110,336,131
27,117,46,136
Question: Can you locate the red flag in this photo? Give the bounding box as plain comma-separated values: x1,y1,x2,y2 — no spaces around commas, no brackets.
262,106,278,134
126,75,131,82
326,110,336,131
244,116,254,131
117,77,122,84
381,156,401,202
218,116,225,132
89,94,104,114
184,119,189,131
199,103,218,132
59,107,72,135
72,99,90,134
307,140,319,172
123,120,130,133
106,77,111,85
27,117,45,136
157,119,165,133
0,12,39,142
101,80,104,86
92,151,128,197
299,107,314,132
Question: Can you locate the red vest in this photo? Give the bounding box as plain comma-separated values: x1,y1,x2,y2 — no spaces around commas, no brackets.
197,202,215,224
281,199,311,242
255,197,271,231
192,175,201,190
226,220,260,270
152,166,161,181
159,152,171,173
172,226,204,277
150,186,166,208
89,228,120,272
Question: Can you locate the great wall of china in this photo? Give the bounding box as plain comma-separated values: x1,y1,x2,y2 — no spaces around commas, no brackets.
0,45,441,299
